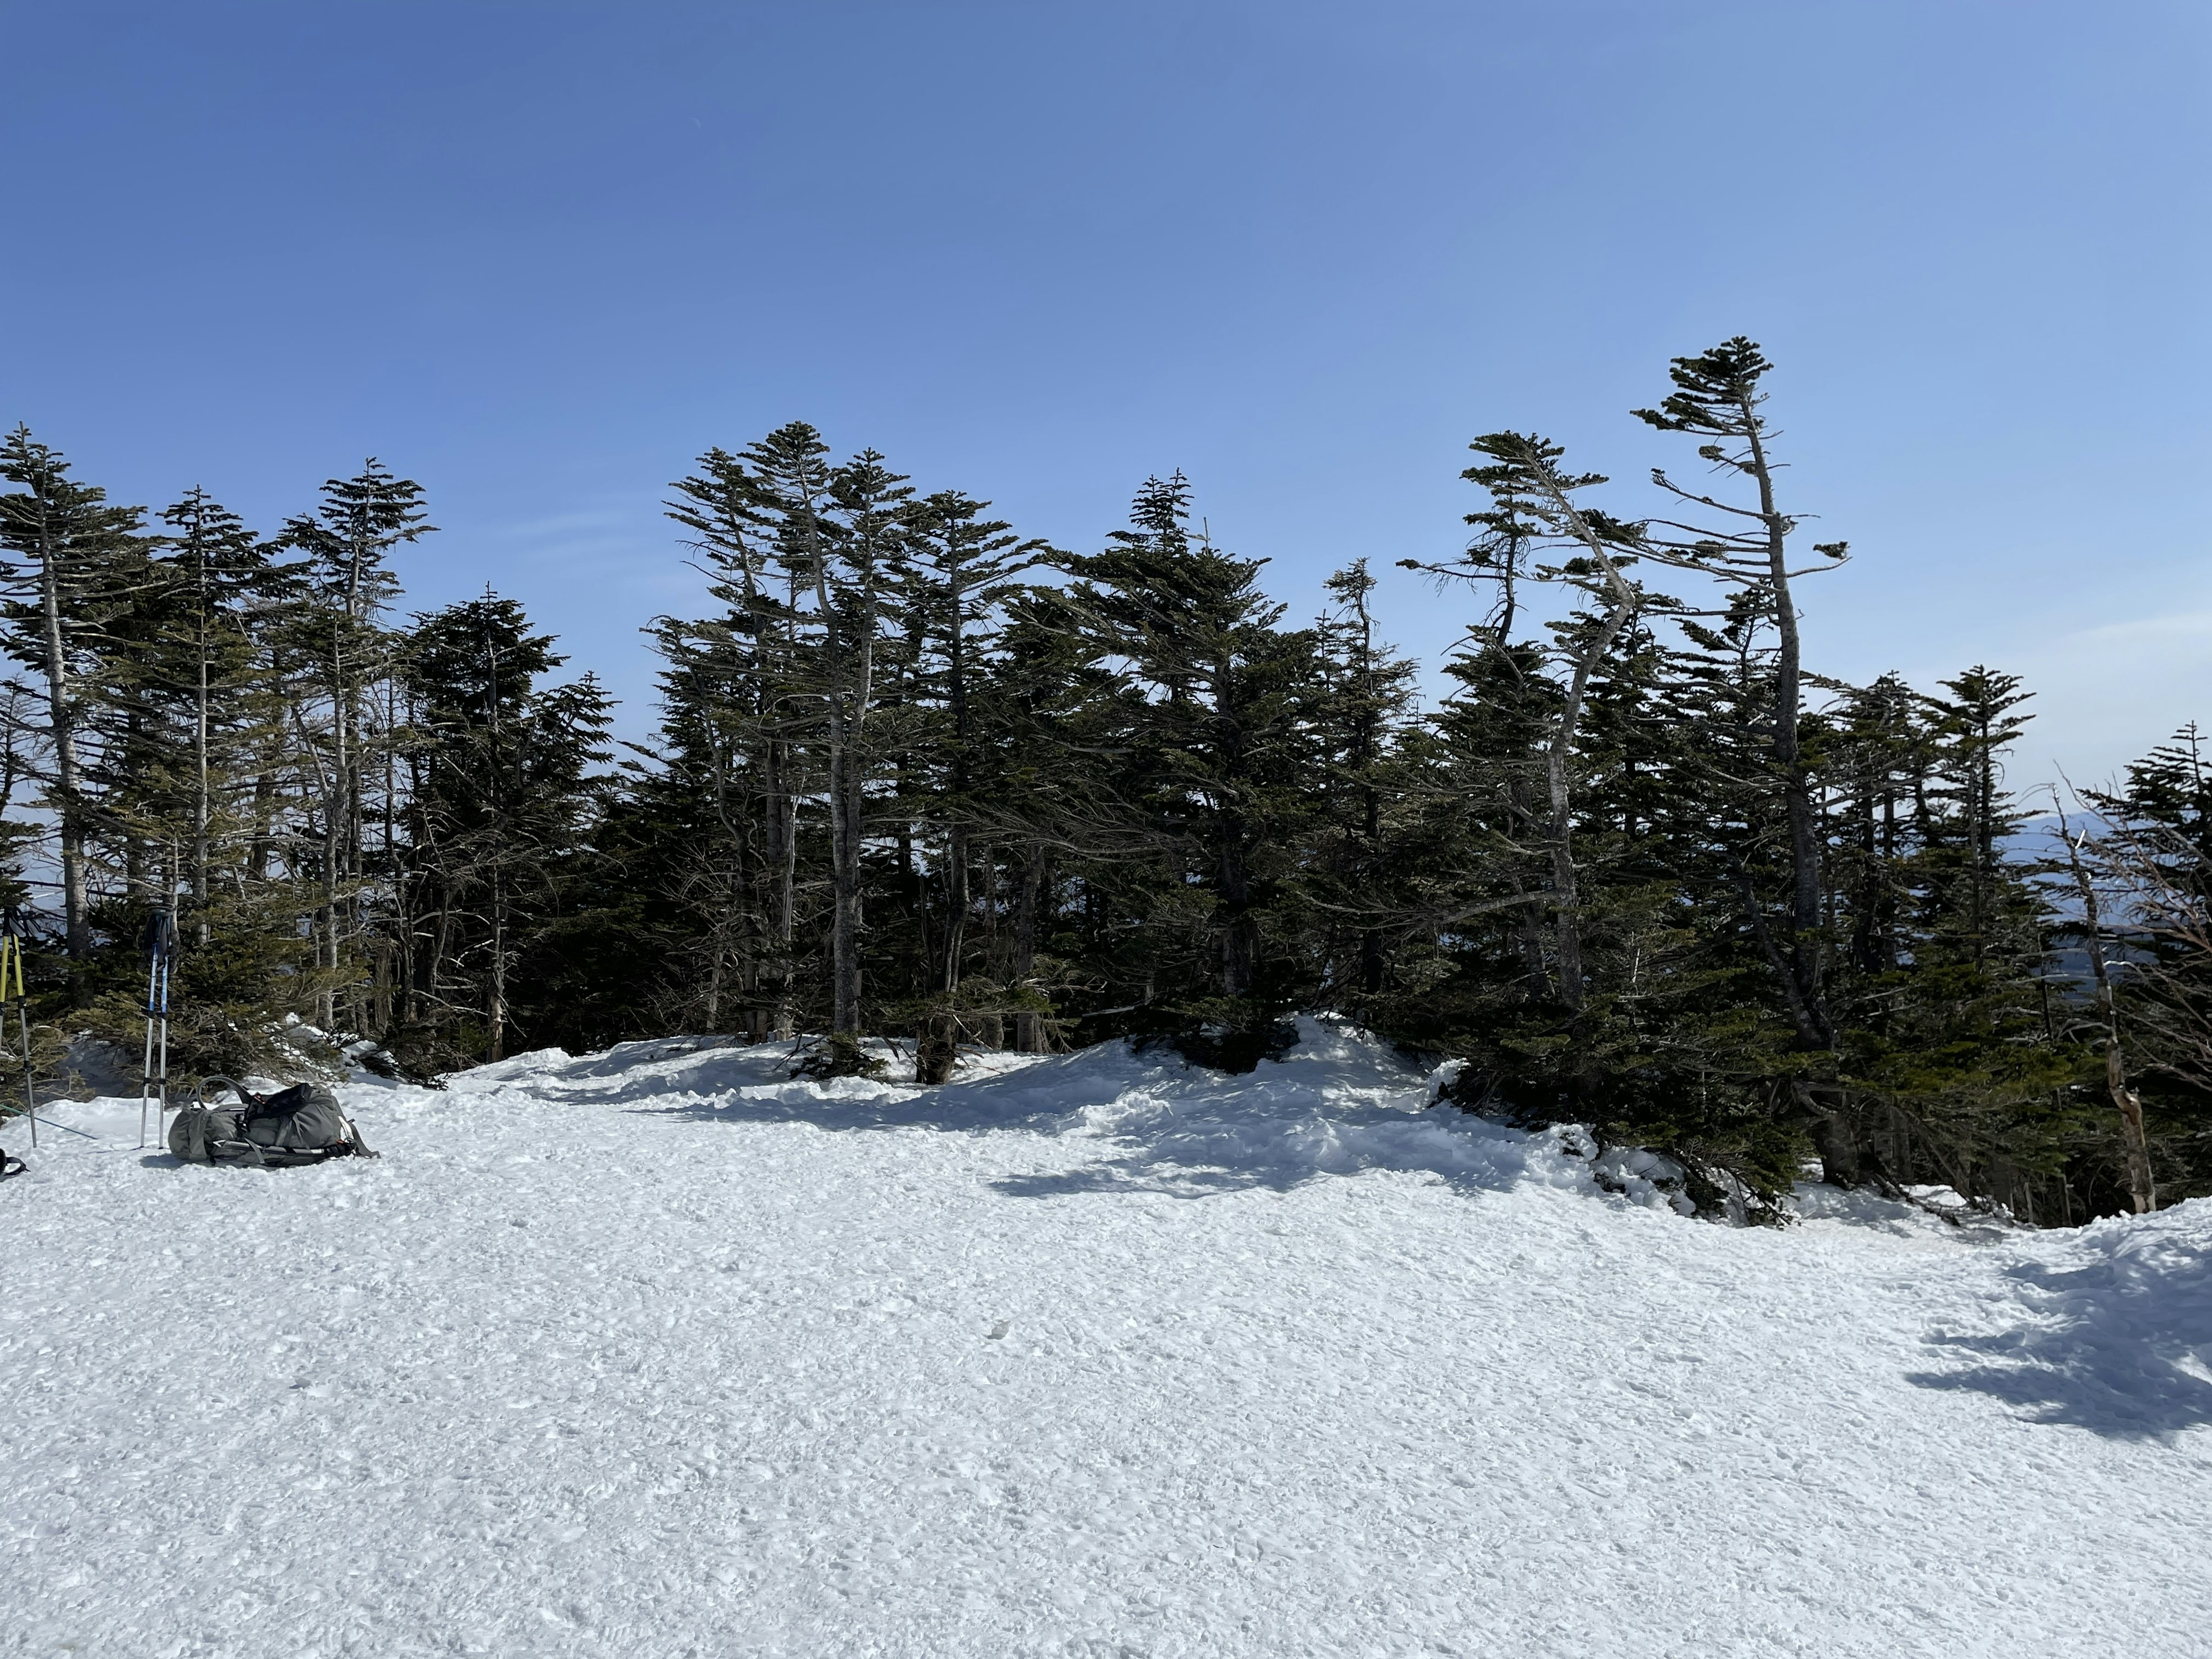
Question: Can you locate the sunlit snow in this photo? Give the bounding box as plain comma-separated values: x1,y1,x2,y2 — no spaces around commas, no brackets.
4,1020,2207,1656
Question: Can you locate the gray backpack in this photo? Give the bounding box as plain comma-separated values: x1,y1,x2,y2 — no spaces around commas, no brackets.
168,1082,376,1168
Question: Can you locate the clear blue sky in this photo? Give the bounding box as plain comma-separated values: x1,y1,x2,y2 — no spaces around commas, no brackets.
4,1,2207,787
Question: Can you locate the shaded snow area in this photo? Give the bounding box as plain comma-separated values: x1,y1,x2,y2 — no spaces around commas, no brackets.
4,1020,2209,1657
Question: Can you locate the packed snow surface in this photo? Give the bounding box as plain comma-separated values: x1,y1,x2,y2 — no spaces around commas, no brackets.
4,1020,2208,1657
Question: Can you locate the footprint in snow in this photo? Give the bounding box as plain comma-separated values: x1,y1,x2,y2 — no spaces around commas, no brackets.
986,1320,1010,1340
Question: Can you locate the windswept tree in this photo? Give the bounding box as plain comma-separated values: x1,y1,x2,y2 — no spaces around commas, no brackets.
1634,340,1853,1173
280,460,433,1023
901,490,1053,999
151,489,301,938
0,427,151,967
6,343,2189,1218
662,444,805,1035
1450,433,1645,1037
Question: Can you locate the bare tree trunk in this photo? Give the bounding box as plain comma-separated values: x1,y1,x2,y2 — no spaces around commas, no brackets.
1526,460,1640,1024
193,568,211,944
320,795,340,1030
702,731,747,1034
1207,650,1260,1002
487,873,507,1063
1542,743,1585,1016
1745,414,1856,1181
391,739,421,1031
1541,604,1634,1017
941,825,968,994
1349,575,1387,995
815,520,877,1040
829,740,862,1035
1736,419,1833,1048
821,618,874,1039
2058,810,2156,1213
764,736,796,1036
940,570,972,996
325,623,350,1029
1011,846,1052,1053
248,763,275,884
32,515,89,962
376,679,399,1036
1218,824,1257,999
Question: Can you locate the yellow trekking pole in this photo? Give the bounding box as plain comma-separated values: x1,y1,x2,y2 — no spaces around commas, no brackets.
1,908,31,1152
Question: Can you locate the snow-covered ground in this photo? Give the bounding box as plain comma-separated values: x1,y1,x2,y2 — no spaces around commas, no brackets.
3,1020,2207,1658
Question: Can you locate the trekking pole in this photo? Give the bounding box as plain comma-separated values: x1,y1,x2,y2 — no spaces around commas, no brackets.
0,909,28,1150
139,907,177,1149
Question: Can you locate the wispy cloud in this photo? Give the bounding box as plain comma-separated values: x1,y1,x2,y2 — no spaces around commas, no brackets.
1996,604,2212,789
2066,609,2212,646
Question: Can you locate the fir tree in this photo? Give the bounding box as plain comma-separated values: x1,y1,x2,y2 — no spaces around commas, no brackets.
0,427,152,968
399,592,611,1065
1071,474,1321,1055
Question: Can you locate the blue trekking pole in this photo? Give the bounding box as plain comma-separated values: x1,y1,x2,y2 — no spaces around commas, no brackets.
139,906,178,1149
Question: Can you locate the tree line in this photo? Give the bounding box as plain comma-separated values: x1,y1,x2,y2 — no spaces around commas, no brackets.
3,338,2207,1221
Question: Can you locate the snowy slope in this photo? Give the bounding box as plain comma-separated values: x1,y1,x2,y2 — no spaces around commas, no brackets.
2,1020,2207,1658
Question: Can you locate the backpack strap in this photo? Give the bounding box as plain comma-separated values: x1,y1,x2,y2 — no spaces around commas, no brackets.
340,1113,378,1159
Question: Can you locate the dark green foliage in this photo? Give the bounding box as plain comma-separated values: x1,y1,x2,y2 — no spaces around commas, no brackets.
1067,475,1325,1044
4,346,2199,1222
2069,727,2212,1207
388,593,612,1071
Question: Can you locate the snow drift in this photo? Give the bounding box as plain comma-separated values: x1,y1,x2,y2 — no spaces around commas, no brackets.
3,1020,2206,1656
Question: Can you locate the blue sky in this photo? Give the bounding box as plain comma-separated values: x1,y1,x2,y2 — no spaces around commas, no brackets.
3,1,2207,787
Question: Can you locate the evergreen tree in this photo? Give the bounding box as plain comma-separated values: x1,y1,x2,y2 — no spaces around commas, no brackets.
1835,670,2074,1207
0,427,151,968
75,488,324,1074
6,349,2187,1221
397,592,612,1066
2073,725,2212,1207
1307,559,1419,1007
1067,475,1324,1052
279,460,433,1026
1635,340,1854,1176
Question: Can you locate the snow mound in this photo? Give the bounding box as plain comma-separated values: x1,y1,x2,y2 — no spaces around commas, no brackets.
3,1020,2206,1657
437,1017,1599,1202
1911,1200,2212,1436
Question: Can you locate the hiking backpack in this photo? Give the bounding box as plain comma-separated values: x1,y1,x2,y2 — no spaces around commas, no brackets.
168,1081,377,1168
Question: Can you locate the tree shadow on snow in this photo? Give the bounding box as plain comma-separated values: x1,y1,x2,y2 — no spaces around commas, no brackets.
978,1112,1543,1200
624,1037,1554,1202
1907,1225,2212,1439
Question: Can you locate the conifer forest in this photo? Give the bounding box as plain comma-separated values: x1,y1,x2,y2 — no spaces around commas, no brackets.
5,338,2206,1221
